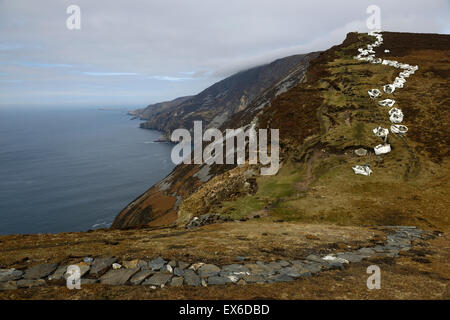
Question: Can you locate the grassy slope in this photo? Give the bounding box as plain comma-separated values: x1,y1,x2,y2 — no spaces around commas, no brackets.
207,32,450,231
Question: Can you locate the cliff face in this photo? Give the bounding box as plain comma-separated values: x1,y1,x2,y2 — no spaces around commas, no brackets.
113,32,450,232
112,52,319,229
133,54,319,140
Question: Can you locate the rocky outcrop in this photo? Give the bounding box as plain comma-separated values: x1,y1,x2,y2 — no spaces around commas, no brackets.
133,53,319,140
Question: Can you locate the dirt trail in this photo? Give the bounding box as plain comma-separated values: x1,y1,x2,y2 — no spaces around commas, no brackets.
296,149,322,192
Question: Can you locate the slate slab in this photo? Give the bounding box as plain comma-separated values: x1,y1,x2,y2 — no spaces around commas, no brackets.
99,267,139,285
183,269,201,286
178,261,190,270
148,257,166,271
170,276,184,287
0,268,23,282
173,267,185,277
143,273,172,287
242,275,266,283
24,264,58,280
207,276,232,285
130,270,154,285
198,264,221,278
336,253,364,263
89,258,117,277
267,274,293,283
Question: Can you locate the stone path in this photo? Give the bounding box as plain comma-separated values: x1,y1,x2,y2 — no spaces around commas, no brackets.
0,226,423,290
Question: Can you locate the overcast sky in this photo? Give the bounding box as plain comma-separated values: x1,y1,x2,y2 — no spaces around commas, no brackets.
0,0,449,108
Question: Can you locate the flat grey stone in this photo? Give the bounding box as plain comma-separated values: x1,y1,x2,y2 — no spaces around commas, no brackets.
291,265,312,277
243,274,266,283
373,245,386,253
148,257,166,271
280,266,311,278
327,260,346,270
355,148,368,156
183,269,201,286
0,281,17,290
24,264,58,280
173,267,184,277
358,248,375,255
138,260,149,270
48,266,67,281
221,264,250,273
17,279,46,288
246,264,274,276
267,261,284,271
130,270,154,285
99,267,139,285
170,276,184,287
301,261,323,273
337,253,364,263
178,261,190,270
143,273,172,287
208,276,232,285
89,257,117,277
198,264,221,278
268,274,293,283
279,260,290,267
0,268,23,281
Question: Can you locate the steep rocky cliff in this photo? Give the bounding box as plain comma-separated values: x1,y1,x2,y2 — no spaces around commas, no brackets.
113,32,449,232
132,54,319,140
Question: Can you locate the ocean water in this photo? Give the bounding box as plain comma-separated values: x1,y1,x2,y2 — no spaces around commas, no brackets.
0,107,175,235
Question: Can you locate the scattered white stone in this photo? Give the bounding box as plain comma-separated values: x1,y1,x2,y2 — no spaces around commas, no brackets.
378,99,395,107
384,49,390,53
323,255,349,264
189,262,204,271
165,264,173,273
383,84,395,94
354,148,368,157
374,143,392,155
390,124,408,134
352,164,373,176
112,263,121,270
368,89,381,99
372,126,389,140
389,108,404,123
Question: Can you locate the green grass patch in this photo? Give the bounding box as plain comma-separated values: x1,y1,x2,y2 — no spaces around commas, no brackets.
218,195,264,220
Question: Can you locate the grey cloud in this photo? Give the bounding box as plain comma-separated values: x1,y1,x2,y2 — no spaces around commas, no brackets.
0,0,448,107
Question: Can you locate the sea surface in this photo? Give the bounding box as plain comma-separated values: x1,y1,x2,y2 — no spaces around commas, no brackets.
0,107,175,235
